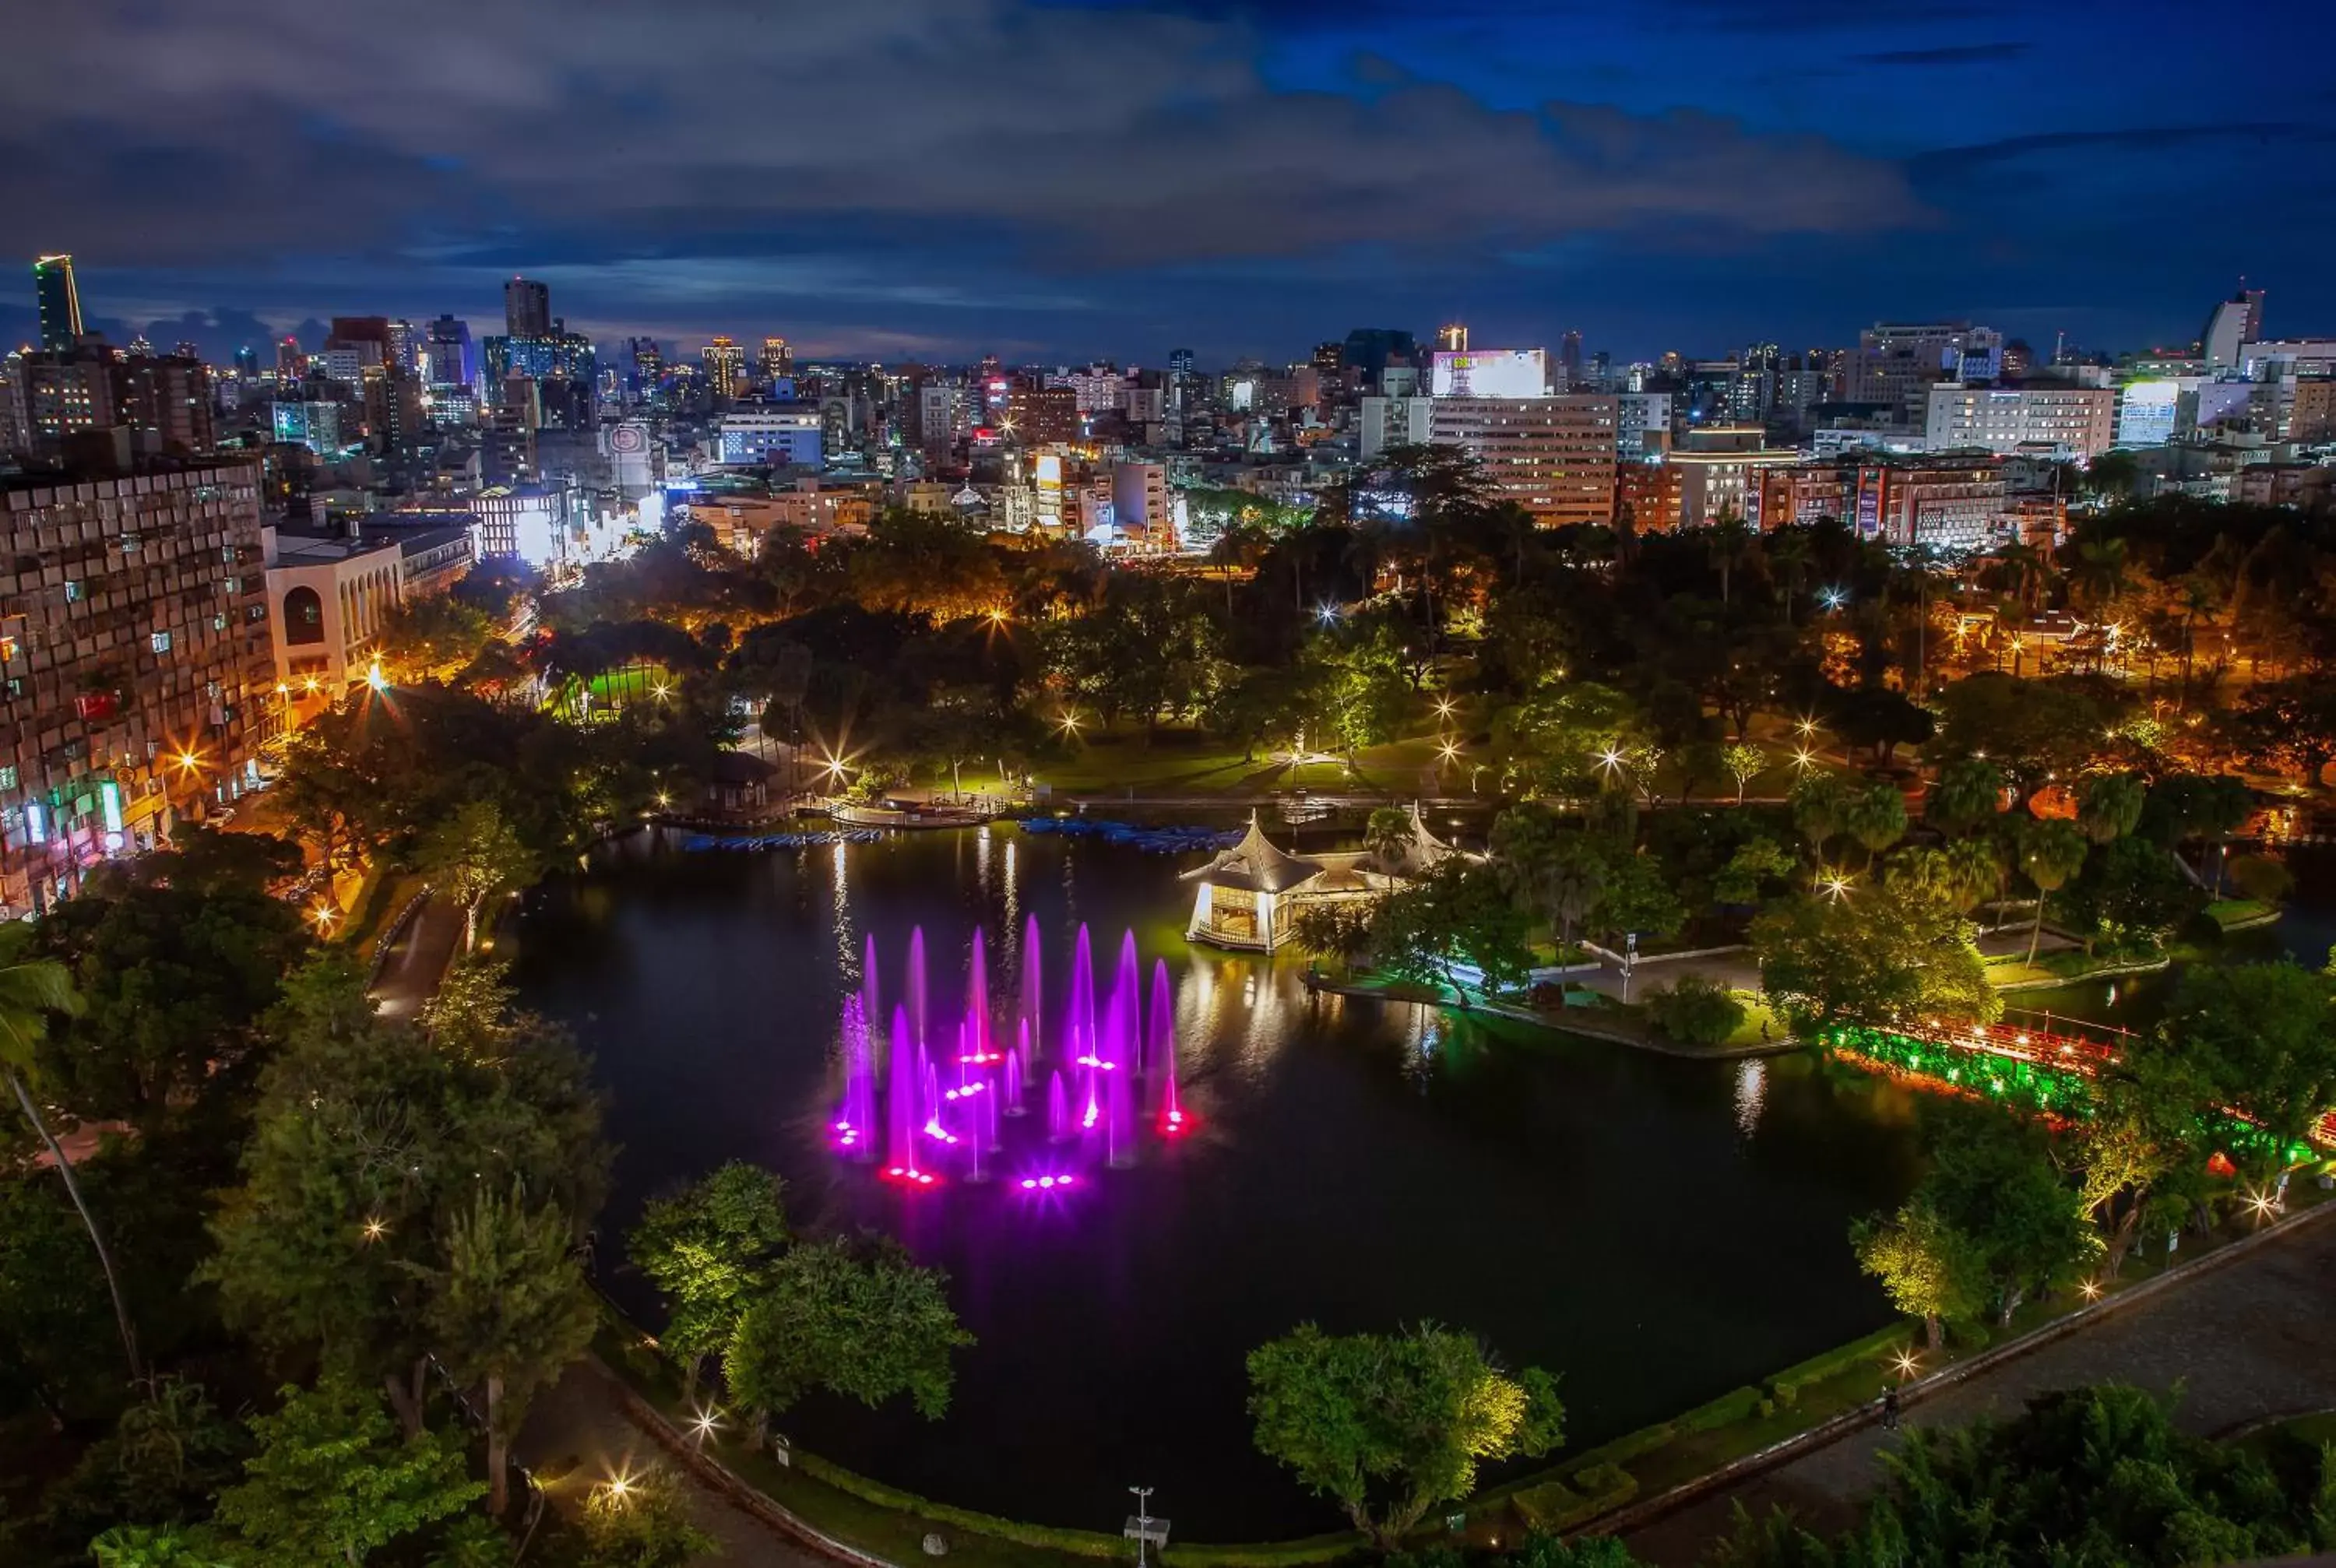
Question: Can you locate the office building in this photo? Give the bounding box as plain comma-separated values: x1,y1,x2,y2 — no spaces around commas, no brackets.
1924,383,2116,460
0,456,275,917
1560,330,1583,389
505,276,552,339
1758,456,2008,547
1358,395,1434,459
1617,392,1673,460
33,255,84,351
1428,394,1617,526
1006,385,1079,445
268,524,472,717
1844,322,2000,425
473,481,575,566
1663,427,1801,528
1109,462,1175,550
701,337,746,406
2199,288,2266,370
425,315,475,390
716,404,824,466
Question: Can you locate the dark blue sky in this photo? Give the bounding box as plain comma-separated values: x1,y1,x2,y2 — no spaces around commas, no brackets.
7,0,2332,365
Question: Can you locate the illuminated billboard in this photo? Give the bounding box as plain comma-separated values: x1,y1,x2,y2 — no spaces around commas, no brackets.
1033,453,1062,494
1431,348,1548,399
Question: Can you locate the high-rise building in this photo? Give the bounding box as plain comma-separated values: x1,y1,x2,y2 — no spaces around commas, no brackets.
1428,394,1618,526
1005,385,1078,445
1358,394,1434,459
1560,330,1583,388
233,346,259,378
425,315,474,389
628,338,663,403
1,455,275,916
276,336,305,381
759,336,793,382
1311,342,1345,374
504,276,552,339
1168,348,1195,376
385,319,419,374
33,255,83,351
702,337,746,406
2199,287,2266,369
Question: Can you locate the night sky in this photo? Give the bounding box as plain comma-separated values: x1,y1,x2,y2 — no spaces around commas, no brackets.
8,0,2334,364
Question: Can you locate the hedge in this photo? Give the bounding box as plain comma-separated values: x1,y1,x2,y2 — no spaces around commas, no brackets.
797,1453,1361,1568
1676,1385,1765,1434
1765,1322,1916,1401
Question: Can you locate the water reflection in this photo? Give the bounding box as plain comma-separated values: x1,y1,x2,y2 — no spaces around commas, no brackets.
1735,1057,1767,1139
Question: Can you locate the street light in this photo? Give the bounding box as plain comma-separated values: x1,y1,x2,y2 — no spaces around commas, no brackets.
1821,871,1852,902
1434,697,1455,721
366,659,389,693
1125,1489,1169,1568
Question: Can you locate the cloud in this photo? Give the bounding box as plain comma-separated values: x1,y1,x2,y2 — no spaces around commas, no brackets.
2,0,1920,279
1911,121,2334,178
1852,40,2028,65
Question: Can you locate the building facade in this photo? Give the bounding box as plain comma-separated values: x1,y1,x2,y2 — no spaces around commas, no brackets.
1924,383,2116,460
715,405,825,467
1427,394,1618,526
1,459,275,917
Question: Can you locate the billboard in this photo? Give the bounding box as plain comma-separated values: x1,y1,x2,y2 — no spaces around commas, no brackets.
1431,348,1548,399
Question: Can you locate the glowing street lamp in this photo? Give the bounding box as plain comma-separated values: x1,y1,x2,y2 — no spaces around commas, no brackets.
366,659,389,693
1596,747,1625,777
361,1215,386,1243
1058,710,1084,737
1891,1349,1920,1381
1437,739,1461,766
688,1405,725,1443
310,903,339,932
174,747,206,776
1434,697,1456,721
1314,602,1339,626
1794,715,1818,737
1821,871,1852,902
1792,746,1816,772
1821,586,1847,610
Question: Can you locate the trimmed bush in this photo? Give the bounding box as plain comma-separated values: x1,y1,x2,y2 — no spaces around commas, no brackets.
1767,1322,1916,1401
1677,1386,1764,1433
2227,854,2292,905
1571,1464,1637,1514
1645,975,1747,1046
1508,1479,1586,1532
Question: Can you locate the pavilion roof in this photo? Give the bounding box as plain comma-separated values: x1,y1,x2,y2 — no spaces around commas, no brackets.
1181,813,1323,894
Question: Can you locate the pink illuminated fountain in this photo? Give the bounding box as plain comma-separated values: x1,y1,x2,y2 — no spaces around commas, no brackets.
838,920,1189,1190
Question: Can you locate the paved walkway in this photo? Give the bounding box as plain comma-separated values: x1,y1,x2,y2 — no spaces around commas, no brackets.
371,894,464,1019
1622,1211,2336,1566
517,1361,831,1568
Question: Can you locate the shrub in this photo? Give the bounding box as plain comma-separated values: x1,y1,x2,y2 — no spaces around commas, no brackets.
2226,853,2293,905
1508,1479,1586,1532
1756,1397,1776,1419
1645,975,1746,1046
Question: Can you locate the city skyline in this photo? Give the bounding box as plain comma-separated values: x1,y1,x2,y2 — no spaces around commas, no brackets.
7,0,2333,364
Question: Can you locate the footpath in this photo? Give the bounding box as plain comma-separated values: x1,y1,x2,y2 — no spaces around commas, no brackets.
1617,1204,2336,1566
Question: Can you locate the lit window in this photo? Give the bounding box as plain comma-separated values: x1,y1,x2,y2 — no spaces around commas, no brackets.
150,631,172,653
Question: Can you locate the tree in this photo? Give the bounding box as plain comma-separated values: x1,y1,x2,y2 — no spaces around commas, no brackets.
1840,783,1908,870
1363,807,1414,870
1923,1120,2099,1324
629,1162,790,1395
213,1375,481,1566
1367,862,1538,1004
1827,688,1933,766
723,1237,972,1434
1645,976,1746,1046
207,958,608,1439
1925,757,2005,835
2224,676,2336,788
577,1461,714,1568
2076,772,2146,845
1714,1384,2336,1568
1592,850,1687,947
1752,882,1998,1033
1247,1322,1564,1547
1722,743,1765,804
1713,837,1795,907
42,1375,248,1545
417,800,538,954
0,925,141,1386
417,1181,598,1516
2058,835,2202,955
89,1526,236,1568
1490,804,1608,978
1789,773,1852,863
1851,1201,1985,1350
2018,817,2091,965
2158,962,2336,1188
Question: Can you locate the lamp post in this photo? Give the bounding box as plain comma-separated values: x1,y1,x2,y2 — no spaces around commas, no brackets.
1124,1489,1168,1568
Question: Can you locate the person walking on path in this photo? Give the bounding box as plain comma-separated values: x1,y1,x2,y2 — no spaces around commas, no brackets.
1881,1386,1901,1432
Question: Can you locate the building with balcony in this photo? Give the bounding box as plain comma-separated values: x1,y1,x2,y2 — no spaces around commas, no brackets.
0,457,274,917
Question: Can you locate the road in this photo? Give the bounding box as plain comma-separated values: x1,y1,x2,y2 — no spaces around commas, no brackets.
1621,1210,2336,1566
517,1361,832,1568
369,894,464,1019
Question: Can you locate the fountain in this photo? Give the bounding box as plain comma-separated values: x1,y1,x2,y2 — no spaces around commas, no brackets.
842,919,1192,1187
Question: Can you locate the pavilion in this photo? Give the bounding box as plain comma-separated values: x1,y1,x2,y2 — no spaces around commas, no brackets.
1183,806,1457,952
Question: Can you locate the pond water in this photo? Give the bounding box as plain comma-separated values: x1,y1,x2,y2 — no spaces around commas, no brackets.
2006,844,2336,1035
508,827,1968,1540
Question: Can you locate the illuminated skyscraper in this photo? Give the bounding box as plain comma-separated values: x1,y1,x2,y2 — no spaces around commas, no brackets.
702,336,745,405
34,255,83,350
760,336,793,381
504,276,551,339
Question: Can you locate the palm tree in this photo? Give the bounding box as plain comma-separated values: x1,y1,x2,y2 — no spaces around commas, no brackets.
1363,806,1413,870
1926,757,2005,835
1989,540,2050,613
2077,773,2146,846
1944,835,2007,923
2072,537,2132,619
2018,819,2091,965
1768,528,1814,624
1707,512,1757,609
0,929,142,1384
1844,783,1909,870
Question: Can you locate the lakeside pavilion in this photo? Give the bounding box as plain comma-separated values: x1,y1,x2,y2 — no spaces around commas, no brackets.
1183,806,1457,952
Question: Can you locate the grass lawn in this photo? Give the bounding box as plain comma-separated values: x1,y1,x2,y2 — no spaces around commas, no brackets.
1030,726,1469,801
2204,898,2278,930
